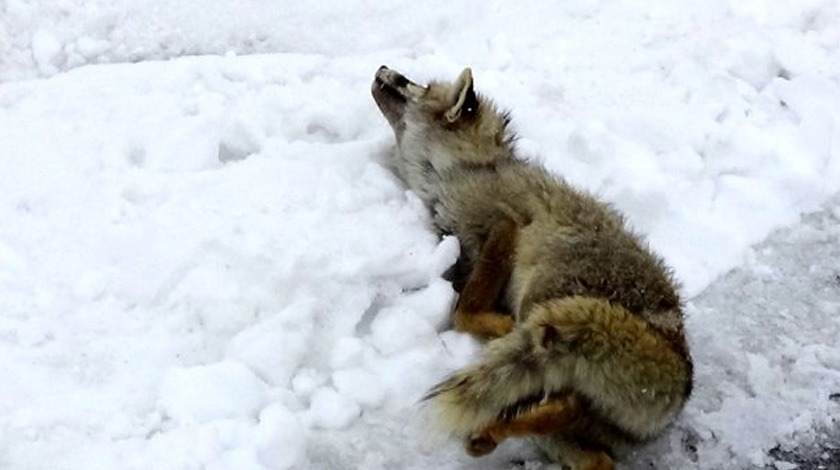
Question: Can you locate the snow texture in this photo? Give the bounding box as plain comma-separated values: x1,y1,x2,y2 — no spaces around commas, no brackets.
1,0,839,469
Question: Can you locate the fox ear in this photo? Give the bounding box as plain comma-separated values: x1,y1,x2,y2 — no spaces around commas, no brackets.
445,68,476,123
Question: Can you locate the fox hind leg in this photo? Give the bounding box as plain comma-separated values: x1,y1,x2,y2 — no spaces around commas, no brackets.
465,392,580,457
453,217,518,340
465,393,614,470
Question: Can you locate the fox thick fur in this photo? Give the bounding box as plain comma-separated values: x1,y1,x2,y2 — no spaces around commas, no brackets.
371,66,692,469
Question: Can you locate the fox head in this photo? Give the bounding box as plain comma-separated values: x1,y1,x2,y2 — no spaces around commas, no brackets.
371,66,515,170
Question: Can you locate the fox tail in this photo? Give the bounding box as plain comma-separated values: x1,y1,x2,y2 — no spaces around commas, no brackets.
423,296,691,441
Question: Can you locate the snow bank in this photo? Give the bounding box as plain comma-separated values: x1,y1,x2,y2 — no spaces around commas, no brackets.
1,0,839,469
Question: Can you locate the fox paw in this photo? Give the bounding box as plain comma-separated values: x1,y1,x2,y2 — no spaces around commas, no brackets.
465,433,497,457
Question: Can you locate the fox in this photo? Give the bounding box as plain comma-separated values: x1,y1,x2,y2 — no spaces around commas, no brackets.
371,65,693,470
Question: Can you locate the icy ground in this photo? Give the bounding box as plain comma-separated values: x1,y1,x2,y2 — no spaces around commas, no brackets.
2,0,840,469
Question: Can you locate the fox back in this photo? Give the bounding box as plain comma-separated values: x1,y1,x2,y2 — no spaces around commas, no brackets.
372,66,684,329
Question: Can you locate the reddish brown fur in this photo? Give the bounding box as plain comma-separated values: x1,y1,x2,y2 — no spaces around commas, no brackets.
453,217,518,339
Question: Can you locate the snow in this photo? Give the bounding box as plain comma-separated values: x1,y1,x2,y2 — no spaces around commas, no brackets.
1,0,839,469
255,404,306,470
160,361,267,424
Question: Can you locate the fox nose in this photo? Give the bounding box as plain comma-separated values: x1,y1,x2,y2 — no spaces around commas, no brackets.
378,65,389,72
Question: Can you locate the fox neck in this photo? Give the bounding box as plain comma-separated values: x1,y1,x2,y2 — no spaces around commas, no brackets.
396,144,520,236
430,143,516,173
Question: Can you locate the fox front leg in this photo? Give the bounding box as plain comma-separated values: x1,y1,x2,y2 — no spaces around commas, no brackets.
453,217,517,340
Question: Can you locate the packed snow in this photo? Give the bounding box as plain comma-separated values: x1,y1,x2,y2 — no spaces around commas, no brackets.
1,0,839,469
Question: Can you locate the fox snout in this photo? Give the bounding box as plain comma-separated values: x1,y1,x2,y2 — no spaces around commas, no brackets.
372,65,428,130
374,66,412,95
